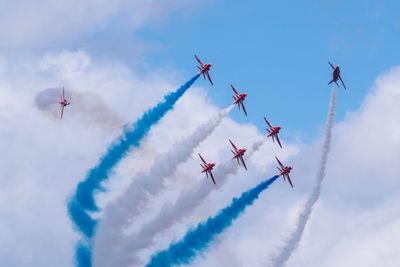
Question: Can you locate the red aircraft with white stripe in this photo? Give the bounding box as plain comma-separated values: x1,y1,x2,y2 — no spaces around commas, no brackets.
198,153,216,185
231,84,248,116
195,55,213,85
264,117,283,148
276,156,293,188
229,139,247,170
58,87,70,119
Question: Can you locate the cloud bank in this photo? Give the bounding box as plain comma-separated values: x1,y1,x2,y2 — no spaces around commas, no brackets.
1,33,400,267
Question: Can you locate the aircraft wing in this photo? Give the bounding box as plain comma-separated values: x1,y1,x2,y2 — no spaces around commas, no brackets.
60,106,64,119
229,139,238,151
209,171,216,185
240,157,247,170
287,174,294,188
231,84,239,95
275,156,284,168
339,75,347,90
241,102,248,116
198,153,207,165
206,72,213,85
62,87,65,100
328,61,335,70
195,55,203,65
264,117,273,128
275,134,283,148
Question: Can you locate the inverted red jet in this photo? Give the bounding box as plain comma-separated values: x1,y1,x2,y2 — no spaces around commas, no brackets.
229,139,247,170
199,153,216,185
264,117,282,148
275,156,293,188
195,55,213,85
328,61,346,89
58,87,70,119
231,84,248,116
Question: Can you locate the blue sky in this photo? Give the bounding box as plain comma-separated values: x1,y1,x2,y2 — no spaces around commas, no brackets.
119,0,400,142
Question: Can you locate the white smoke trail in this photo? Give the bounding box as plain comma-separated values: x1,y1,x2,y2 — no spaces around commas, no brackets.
268,87,336,267
115,138,267,267
93,105,234,267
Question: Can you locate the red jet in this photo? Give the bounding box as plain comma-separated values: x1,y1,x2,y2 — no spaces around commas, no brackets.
275,156,293,188
199,153,216,185
229,139,247,170
264,117,283,148
195,55,213,85
231,84,248,116
328,61,346,89
58,87,70,119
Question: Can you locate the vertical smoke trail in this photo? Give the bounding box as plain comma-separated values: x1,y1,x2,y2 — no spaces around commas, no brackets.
116,138,267,267
269,87,336,267
146,175,279,267
93,105,234,267
67,75,199,267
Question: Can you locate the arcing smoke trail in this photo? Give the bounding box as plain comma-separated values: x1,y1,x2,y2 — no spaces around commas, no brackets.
93,105,234,267
146,175,279,267
67,75,199,267
35,88,123,130
269,87,336,267
116,138,267,266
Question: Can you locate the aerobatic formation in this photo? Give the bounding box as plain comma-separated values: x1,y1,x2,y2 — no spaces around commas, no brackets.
58,55,346,267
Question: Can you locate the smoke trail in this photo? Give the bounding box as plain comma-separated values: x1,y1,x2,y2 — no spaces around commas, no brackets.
92,105,234,267
35,88,60,114
116,138,267,266
146,175,279,267
67,75,199,266
269,87,336,267
35,87,123,130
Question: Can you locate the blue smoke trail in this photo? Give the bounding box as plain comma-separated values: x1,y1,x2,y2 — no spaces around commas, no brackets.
68,75,199,267
146,175,279,267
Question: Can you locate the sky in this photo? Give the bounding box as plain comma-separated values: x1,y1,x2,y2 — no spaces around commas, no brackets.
0,1,400,267
2,0,400,138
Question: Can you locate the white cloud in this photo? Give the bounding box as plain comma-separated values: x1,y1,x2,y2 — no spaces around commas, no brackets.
0,49,290,267
0,0,205,53
0,50,209,267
